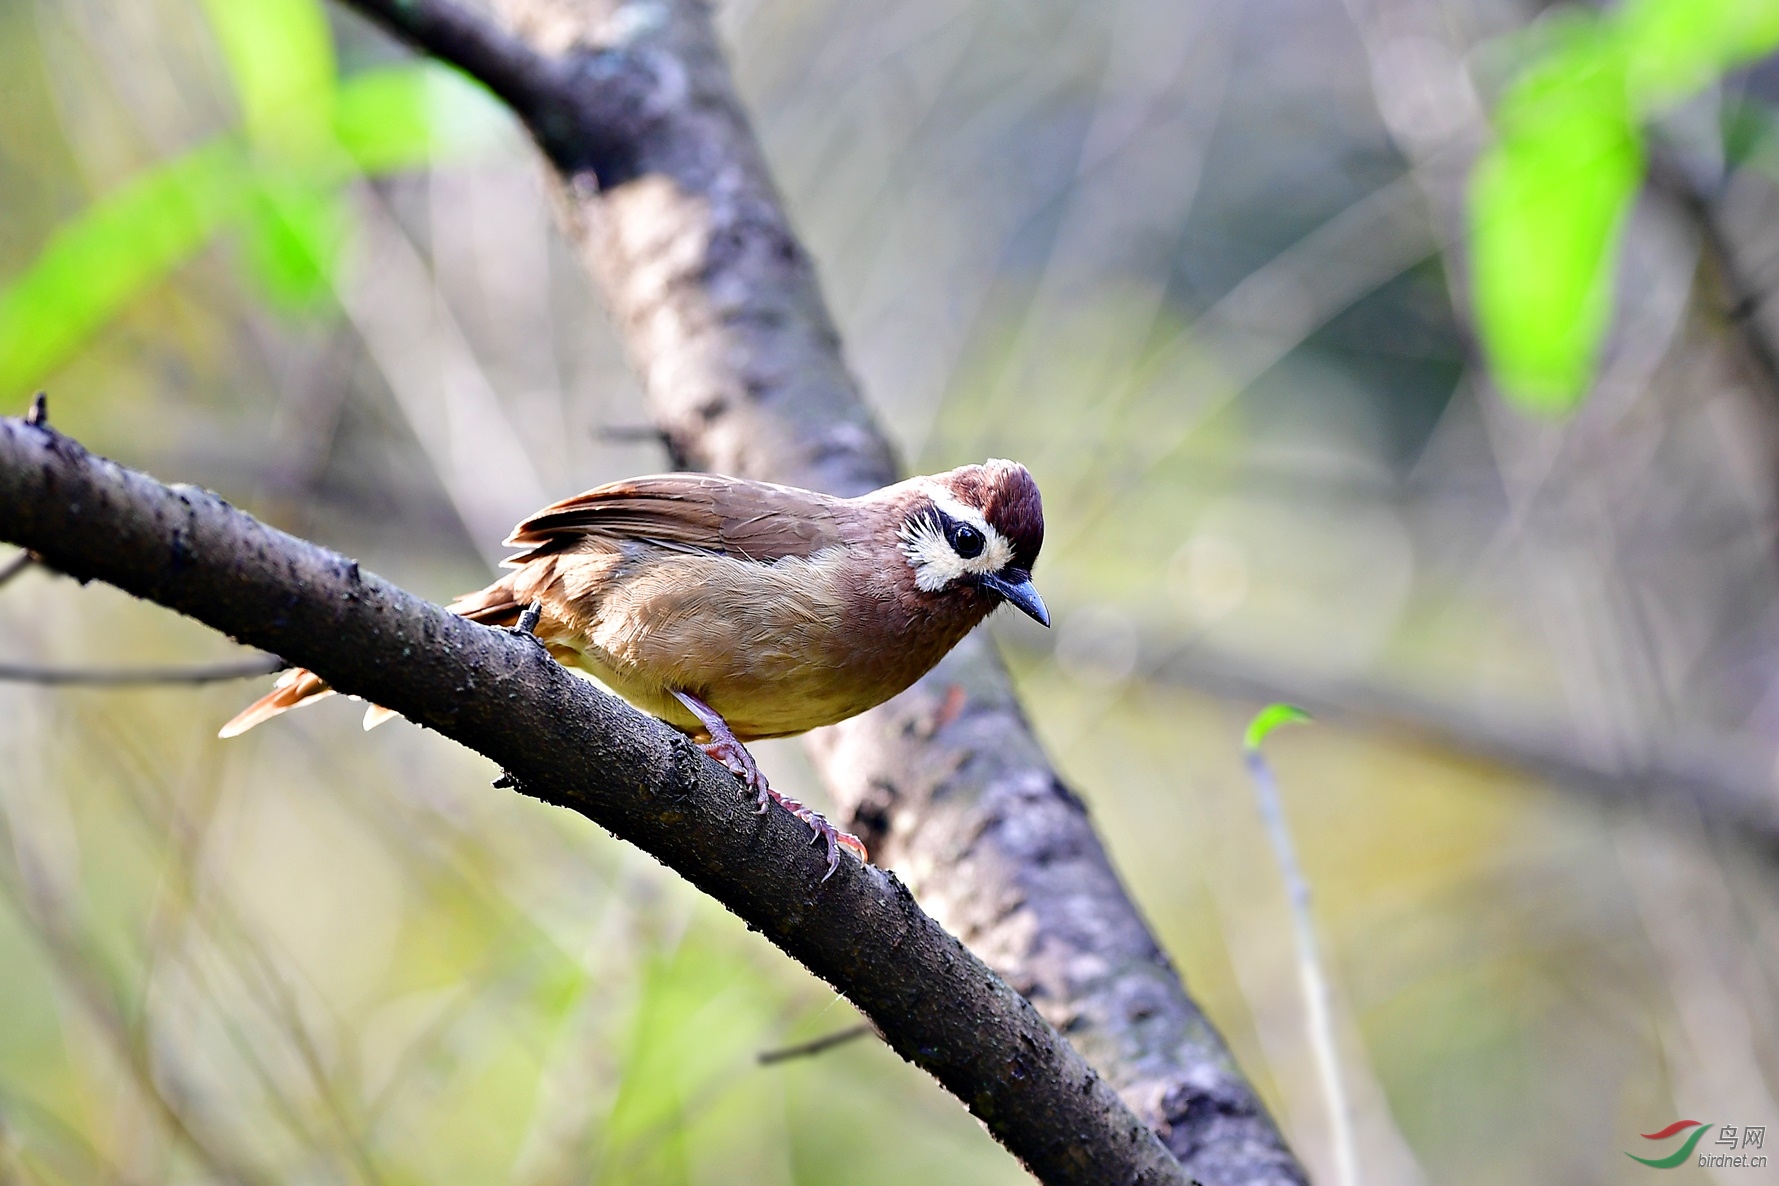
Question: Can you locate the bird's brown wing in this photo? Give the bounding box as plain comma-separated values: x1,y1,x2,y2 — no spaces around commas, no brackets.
501,473,852,565
222,475,863,739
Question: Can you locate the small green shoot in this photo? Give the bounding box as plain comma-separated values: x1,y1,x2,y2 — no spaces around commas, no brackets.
1239,702,1354,1186
1244,703,1312,752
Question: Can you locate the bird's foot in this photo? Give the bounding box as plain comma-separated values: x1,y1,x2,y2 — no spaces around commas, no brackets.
672,689,866,880
505,601,549,652
767,788,869,882
674,689,771,812
698,732,771,813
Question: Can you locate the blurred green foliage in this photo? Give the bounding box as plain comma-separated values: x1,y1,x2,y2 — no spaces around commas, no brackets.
0,142,254,396
0,0,503,397
1470,0,1779,414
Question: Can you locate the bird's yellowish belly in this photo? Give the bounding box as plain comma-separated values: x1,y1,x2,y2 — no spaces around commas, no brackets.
537,547,987,741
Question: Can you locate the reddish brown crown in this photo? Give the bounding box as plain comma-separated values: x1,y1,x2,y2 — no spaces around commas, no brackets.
943,459,1044,573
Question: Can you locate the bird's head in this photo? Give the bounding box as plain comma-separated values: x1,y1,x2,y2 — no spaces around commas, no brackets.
898,459,1048,626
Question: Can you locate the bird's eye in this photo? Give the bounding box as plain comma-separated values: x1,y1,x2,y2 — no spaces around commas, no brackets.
951,523,985,559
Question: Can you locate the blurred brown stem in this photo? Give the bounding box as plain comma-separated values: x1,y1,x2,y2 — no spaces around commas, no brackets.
1058,630,1779,846
755,1023,874,1065
0,656,284,686
0,550,31,588
1646,144,1779,412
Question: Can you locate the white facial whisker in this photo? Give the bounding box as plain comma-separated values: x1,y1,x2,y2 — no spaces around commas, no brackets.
899,489,1014,592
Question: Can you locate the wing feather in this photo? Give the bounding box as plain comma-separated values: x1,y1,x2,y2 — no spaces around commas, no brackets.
502,474,850,565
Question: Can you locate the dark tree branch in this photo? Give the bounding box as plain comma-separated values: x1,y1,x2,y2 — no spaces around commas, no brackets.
322,0,1307,1179
338,0,671,185
0,414,1189,1186
0,655,284,686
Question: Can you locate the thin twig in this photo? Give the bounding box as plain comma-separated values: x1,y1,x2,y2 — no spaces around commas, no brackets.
756,1023,873,1065
1068,629,1779,842
0,656,284,686
0,551,31,589
1244,719,1356,1186
592,424,671,444
1647,144,1779,410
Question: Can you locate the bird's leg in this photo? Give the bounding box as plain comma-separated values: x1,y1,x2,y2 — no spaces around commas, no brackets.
669,689,867,880
506,601,549,652
670,689,770,811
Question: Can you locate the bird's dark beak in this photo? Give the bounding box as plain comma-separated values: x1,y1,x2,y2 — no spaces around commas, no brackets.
979,571,1050,627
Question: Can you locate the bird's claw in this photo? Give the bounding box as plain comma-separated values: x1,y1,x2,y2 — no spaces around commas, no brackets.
696,739,866,879
770,788,869,882
506,601,549,652
700,735,771,812
677,688,865,880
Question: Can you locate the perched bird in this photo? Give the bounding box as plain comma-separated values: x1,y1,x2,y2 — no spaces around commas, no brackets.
221,460,1048,877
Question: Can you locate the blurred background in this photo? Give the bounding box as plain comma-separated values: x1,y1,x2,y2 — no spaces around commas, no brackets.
3,0,1778,1182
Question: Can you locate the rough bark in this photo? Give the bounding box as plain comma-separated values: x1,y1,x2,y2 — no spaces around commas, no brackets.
0,414,1189,1186
328,0,1307,1181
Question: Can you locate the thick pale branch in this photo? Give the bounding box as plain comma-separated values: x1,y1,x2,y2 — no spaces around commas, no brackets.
340,0,684,187
0,415,1188,1186
327,0,1308,1179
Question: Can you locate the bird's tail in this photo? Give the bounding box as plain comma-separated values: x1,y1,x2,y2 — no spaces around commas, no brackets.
217,668,336,737
218,577,528,738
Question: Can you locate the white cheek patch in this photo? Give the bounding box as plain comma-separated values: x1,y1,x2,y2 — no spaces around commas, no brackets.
899,490,1015,592
899,517,968,592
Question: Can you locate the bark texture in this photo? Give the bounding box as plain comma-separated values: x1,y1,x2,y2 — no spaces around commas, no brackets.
0,414,1189,1186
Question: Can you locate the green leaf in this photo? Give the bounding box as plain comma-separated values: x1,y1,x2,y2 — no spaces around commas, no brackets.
331,67,440,173
332,65,511,174
1620,0,1779,107
197,0,337,158
241,180,347,310
0,141,257,398
1470,0,1779,416
1470,37,1642,415
1244,703,1312,751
